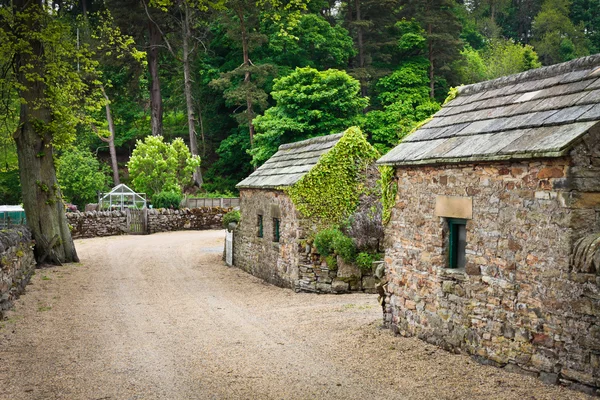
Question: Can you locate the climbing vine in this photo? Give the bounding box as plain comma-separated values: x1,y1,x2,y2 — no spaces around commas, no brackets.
378,165,396,225
285,127,379,227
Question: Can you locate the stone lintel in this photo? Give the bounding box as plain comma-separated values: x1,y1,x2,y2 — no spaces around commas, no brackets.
434,195,473,220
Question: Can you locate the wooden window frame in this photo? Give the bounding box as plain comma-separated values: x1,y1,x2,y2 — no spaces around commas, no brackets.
447,218,467,269
273,217,280,242
257,214,264,238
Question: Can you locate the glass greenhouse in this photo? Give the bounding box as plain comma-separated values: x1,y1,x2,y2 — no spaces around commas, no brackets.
0,205,26,228
98,184,146,210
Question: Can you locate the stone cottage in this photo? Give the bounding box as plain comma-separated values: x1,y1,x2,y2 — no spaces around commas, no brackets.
377,55,600,393
234,129,380,293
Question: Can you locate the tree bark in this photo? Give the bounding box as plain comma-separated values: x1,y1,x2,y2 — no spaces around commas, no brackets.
101,87,120,185
354,0,368,97
148,20,163,137
428,23,435,99
182,2,202,187
14,0,78,265
237,9,255,147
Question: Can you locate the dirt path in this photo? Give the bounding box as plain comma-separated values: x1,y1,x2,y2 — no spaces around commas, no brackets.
0,231,591,400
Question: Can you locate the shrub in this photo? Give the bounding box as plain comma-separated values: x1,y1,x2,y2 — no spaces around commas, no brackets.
314,227,356,263
313,228,340,257
356,252,381,272
332,233,356,263
222,209,241,228
324,255,337,270
152,191,183,209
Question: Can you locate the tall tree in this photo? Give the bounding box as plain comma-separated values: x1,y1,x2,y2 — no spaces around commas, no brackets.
5,1,82,263
531,0,589,64
400,0,463,99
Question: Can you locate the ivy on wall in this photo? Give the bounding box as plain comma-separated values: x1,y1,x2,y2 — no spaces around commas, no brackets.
285,126,379,227
378,165,397,225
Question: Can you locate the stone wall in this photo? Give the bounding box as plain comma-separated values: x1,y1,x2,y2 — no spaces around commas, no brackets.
67,207,231,239
383,127,600,394
233,189,380,293
233,189,300,288
0,227,35,319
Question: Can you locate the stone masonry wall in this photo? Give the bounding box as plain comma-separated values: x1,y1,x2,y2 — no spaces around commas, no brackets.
67,207,231,239
0,227,35,319
233,189,300,289
234,189,381,293
383,128,600,394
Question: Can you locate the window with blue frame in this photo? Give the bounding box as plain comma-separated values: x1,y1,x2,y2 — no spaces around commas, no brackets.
447,218,467,269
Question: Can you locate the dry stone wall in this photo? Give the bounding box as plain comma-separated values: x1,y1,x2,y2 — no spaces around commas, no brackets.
67,207,231,239
0,227,35,319
383,128,600,394
234,189,380,293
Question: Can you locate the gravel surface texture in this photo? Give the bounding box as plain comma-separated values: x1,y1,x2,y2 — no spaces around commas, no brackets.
0,230,592,400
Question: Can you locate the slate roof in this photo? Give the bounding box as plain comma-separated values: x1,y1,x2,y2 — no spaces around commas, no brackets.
236,133,344,189
378,54,600,166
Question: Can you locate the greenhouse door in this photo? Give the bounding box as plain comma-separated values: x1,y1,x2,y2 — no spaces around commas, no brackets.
126,209,147,235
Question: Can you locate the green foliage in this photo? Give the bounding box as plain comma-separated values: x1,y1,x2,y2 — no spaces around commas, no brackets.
151,191,183,209
332,233,356,263
222,209,241,228
251,68,369,166
532,0,590,65
285,127,379,226
127,136,201,199
324,255,337,271
455,40,542,84
379,165,397,225
313,227,356,263
269,14,356,70
313,228,340,257
355,252,381,272
56,147,108,208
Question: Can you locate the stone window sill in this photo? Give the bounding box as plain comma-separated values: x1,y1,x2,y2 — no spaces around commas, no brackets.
438,267,467,281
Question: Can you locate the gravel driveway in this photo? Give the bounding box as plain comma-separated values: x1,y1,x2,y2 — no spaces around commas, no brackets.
0,230,591,400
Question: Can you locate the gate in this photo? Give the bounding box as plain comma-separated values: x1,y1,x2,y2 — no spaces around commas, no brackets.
126,208,147,235
225,230,233,266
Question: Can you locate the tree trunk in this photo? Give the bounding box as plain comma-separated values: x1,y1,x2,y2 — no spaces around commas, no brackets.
182,2,202,187
148,20,163,137
355,0,368,97
428,23,434,99
14,0,78,265
101,87,120,185
238,10,255,147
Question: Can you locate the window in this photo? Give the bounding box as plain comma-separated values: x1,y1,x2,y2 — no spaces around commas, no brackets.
257,214,263,238
447,218,467,269
273,218,280,242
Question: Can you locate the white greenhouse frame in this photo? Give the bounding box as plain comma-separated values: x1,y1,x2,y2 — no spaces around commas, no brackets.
98,184,146,210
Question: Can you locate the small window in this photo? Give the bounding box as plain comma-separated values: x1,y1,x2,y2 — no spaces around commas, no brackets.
447,218,467,269
273,218,280,242
257,214,263,238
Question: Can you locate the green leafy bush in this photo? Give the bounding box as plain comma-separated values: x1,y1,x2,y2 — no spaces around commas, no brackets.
127,135,201,199
152,191,183,209
313,228,340,257
332,233,356,263
324,255,337,271
356,252,381,272
222,209,241,228
56,147,108,208
314,227,356,263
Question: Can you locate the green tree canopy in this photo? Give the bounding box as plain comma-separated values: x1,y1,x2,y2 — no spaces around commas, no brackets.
531,0,590,64
127,135,201,198
250,67,368,166
56,148,108,209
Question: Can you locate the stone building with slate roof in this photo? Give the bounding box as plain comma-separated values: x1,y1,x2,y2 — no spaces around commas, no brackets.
234,132,363,292
377,55,600,393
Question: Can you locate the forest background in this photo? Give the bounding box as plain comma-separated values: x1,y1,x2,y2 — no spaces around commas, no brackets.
1,0,598,208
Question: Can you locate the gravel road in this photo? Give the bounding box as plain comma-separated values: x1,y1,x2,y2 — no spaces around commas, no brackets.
0,230,591,400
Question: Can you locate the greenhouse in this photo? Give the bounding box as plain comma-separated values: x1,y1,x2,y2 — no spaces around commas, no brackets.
98,184,146,210
0,205,26,228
